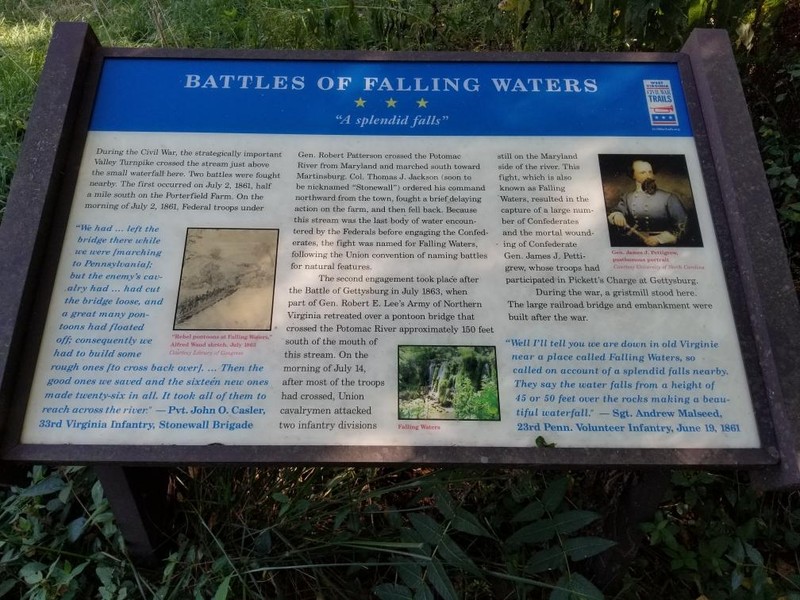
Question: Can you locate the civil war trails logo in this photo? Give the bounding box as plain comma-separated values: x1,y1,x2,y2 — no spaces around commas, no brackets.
643,79,678,127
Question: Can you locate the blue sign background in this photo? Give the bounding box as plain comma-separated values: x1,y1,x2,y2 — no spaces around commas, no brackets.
89,58,692,137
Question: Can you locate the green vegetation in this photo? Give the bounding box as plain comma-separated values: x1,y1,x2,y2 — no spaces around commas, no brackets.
0,466,146,599
634,471,800,599
6,465,800,599
1,466,622,599
398,346,499,420
1,1,799,599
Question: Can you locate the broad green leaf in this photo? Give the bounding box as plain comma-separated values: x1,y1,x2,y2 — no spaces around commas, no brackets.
436,533,481,576
568,572,604,600
542,477,568,512
90,480,104,507
727,538,745,563
396,562,425,591
67,561,89,581
408,513,443,546
551,572,603,600
687,0,710,27
67,517,86,543
563,537,616,561
92,512,115,524
507,520,557,546
374,583,414,600
19,562,45,585
19,476,65,497
766,165,785,175
45,498,64,512
19,562,46,578
731,568,744,591
96,566,114,587
395,564,435,600
401,526,427,549
293,499,310,515
507,511,599,546
211,574,232,600
451,509,492,538
526,546,564,573
58,482,73,504
0,580,17,598
427,558,458,600
780,207,800,223
552,511,600,536
511,500,545,523
707,535,733,557
743,542,764,566
433,489,456,520
413,584,434,600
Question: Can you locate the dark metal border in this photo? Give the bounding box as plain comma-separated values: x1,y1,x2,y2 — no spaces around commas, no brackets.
683,30,800,487
0,23,784,469
0,442,775,468
675,48,780,457
0,23,101,448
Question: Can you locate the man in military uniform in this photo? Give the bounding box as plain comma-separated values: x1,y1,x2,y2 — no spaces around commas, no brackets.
607,160,688,246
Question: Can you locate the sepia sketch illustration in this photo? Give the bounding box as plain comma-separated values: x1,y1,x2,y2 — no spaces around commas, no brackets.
174,228,278,330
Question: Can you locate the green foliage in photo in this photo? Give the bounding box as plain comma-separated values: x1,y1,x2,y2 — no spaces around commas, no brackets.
398,346,499,420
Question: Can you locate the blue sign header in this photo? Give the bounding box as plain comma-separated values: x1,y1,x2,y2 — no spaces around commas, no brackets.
89,57,692,137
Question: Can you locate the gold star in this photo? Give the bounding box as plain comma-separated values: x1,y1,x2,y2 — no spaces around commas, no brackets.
386,97,397,108
417,98,428,108
355,97,366,107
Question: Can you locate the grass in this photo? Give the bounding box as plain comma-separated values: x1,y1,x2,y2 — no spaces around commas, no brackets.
0,15,48,214
1,1,799,599
1,465,629,599
4,465,798,598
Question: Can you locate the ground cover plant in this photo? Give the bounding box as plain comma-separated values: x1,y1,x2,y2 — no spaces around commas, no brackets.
1,0,799,598
1,466,621,599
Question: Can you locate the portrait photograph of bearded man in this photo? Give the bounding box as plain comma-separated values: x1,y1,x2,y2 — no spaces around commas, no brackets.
599,154,703,247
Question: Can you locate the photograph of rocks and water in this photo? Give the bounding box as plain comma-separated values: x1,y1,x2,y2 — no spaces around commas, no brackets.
398,345,500,420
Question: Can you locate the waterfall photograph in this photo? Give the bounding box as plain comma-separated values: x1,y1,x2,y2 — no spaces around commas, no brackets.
397,345,500,421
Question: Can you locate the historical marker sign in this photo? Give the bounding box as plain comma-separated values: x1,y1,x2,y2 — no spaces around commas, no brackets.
1,24,789,467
